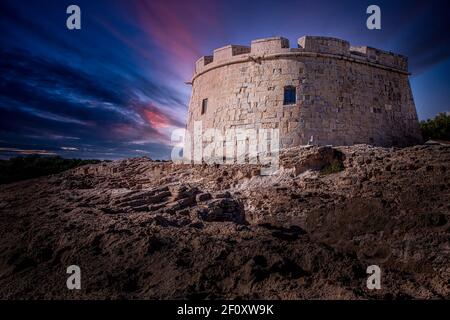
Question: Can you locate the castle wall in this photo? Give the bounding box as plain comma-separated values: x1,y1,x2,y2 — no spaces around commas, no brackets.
186,36,422,153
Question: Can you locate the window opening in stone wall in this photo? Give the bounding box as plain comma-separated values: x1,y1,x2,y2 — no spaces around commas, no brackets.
283,86,296,105
201,98,208,115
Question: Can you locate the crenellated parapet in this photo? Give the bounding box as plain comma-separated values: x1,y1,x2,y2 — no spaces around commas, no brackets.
187,34,422,149
213,45,251,62
192,35,408,78
298,36,350,55
349,45,408,73
250,36,290,55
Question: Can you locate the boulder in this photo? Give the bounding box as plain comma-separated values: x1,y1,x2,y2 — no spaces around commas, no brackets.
197,198,245,224
196,192,212,202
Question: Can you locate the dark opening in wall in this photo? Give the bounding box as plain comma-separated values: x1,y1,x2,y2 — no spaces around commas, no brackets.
283,86,296,105
201,98,208,115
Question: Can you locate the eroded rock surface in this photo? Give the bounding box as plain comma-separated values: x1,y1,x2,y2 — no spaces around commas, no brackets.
0,145,449,299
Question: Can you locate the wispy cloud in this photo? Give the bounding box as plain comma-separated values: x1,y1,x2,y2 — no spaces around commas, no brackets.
0,148,57,156
0,46,186,159
130,0,223,79
61,147,79,151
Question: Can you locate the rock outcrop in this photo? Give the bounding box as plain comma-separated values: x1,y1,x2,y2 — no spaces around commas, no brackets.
0,144,449,299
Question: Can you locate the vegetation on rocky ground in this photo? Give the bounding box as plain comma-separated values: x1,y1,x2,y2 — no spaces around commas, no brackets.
420,112,450,141
320,159,344,175
0,155,101,184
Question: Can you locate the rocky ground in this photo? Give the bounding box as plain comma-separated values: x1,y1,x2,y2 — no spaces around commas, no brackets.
0,144,449,299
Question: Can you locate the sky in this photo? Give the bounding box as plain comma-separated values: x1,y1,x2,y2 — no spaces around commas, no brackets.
0,0,449,160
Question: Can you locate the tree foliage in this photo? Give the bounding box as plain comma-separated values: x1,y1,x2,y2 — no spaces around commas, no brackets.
0,155,101,184
420,112,450,142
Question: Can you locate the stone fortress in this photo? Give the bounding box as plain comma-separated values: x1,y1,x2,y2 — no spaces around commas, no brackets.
186,36,423,152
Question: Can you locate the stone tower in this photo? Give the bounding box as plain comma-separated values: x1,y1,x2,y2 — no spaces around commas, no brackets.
186,36,423,153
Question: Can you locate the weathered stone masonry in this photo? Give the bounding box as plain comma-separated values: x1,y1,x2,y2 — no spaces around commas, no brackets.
186,36,423,149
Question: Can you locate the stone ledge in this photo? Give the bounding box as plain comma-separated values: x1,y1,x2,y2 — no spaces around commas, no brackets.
192,35,408,76
190,50,410,84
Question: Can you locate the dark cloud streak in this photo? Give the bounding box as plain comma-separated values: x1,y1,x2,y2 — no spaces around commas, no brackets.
0,46,187,159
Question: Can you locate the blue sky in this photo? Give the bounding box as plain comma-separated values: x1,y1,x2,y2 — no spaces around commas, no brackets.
0,0,449,159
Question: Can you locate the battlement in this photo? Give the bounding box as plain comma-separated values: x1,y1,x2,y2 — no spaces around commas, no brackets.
250,37,290,55
298,36,350,55
193,35,408,75
349,45,408,72
213,45,250,62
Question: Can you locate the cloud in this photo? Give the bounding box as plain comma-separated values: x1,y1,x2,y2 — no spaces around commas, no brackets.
0,1,84,57
0,48,129,107
0,47,187,159
130,0,223,78
0,148,57,156
61,147,79,151
378,1,450,75
0,1,210,159
144,110,170,129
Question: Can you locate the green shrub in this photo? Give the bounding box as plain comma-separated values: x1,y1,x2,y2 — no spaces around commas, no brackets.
420,112,450,141
320,159,344,175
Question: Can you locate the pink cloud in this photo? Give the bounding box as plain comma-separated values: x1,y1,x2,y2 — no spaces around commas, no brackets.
144,109,170,129
131,0,223,78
